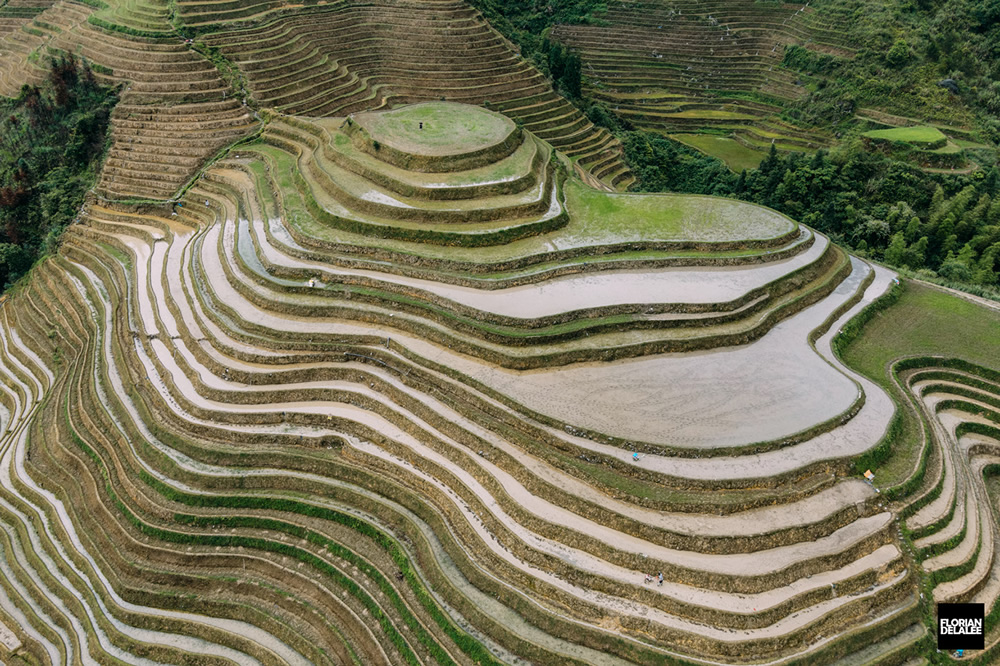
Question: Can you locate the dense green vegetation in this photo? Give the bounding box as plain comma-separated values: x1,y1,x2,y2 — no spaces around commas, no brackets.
737,146,1000,295
782,0,1000,139
465,0,603,59
0,56,117,288
621,132,740,196
470,0,1000,297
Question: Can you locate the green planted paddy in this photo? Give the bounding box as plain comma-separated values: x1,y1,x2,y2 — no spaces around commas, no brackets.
862,125,947,145
669,134,766,171
843,282,1000,377
560,178,795,242
864,125,946,143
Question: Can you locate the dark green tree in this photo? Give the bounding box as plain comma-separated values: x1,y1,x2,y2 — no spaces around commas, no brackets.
0,56,117,288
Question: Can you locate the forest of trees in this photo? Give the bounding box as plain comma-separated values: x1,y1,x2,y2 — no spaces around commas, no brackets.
0,56,117,288
739,146,1000,292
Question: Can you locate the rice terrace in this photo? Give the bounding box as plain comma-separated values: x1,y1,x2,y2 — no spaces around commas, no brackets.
0,0,998,664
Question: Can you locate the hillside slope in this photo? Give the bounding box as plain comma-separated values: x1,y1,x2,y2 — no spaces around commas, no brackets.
1,0,999,663
0,103,952,664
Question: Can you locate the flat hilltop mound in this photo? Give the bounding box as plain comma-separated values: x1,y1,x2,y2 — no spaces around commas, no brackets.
271,110,797,250
352,102,518,160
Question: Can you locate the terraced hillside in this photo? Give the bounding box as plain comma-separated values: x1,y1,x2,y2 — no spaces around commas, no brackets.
0,100,968,664
0,0,629,199
902,359,1000,612
551,0,853,167
0,0,256,200
197,0,633,189
0,0,51,38
837,284,1000,657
